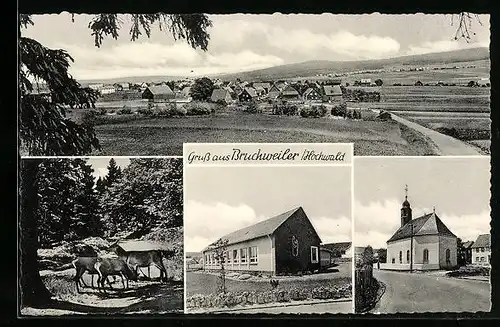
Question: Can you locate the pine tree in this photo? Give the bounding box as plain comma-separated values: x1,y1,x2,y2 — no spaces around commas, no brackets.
95,176,106,195
104,158,123,187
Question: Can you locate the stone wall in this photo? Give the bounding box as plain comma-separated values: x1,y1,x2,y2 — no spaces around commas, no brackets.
186,284,352,309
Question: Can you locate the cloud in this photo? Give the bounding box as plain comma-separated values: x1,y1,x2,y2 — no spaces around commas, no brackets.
354,198,490,249
405,39,489,56
185,201,351,252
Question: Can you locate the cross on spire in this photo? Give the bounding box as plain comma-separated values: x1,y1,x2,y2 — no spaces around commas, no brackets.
433,206,435,213
404,184,408,200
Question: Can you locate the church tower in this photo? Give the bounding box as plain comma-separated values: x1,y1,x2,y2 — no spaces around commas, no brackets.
401,184,412,227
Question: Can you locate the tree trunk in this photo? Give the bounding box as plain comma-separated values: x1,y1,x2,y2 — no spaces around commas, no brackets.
19,159,52,307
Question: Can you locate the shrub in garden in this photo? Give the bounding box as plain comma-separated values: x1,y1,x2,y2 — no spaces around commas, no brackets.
244,101,261,113
137,108,154,116
117,107,133,115
283,105,298,116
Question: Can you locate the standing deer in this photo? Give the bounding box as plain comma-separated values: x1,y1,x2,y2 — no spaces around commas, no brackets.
72,257,119,293
94,257,138,294
123,250,171,282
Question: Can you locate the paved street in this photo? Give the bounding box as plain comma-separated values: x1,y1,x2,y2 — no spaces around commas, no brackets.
235,300,353,314
372,269,490,313
389,113,482,155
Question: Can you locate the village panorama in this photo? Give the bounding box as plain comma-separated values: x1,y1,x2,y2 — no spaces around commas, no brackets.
21,13,490,157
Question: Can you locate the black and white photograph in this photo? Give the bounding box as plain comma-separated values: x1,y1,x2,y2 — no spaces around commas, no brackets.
184,165,353,314
353,156,491,313
19,157,184,316
19,13,489,157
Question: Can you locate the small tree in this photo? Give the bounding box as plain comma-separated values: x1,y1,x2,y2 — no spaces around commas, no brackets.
210,238,229,294
190,77,215,101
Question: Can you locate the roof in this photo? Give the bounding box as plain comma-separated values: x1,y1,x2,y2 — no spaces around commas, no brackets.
144,85,174,96
211,88,230,101
242,87,258,97
115,240,172,252
253,82,271,90
387,212,457,243
254,86,266,93
471,234,490,248
462,241,474,249
281,85,299,96
203,207,303,251
323,85,342,96
303,88,320,97
320,247,334,253
322,242,351,253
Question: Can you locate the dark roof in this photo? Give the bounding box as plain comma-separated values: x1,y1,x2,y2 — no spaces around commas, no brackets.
144,85,174,96
211,88,230,101
322,242,351,253
281,85,299,96
462,241,474,249
242,87,258,97
203,207,303,251
387,212,457,243
471,234,490,248
323,85,342,96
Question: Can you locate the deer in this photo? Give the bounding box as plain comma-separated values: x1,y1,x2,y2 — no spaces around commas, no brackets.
94,257,138,294
122,250,172,283
72,256,120,293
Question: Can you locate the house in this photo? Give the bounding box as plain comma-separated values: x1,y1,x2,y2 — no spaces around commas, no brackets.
238,87,258,102
319,247,335,268
210,88,233,104
201,206,323,275
462,241,474,265
471,234,491,266
322,242,352,259
88,83,104,90
279,85,301,101
253,82,271,92
140,82,149,91
267,84,282,100
142,85,175,102
414,80,423,86
302,88,323,103
322,85,343,102
120,82,130,90
100,85,116,95
360,79,371,86
384,190,458,271
181,86,192,98
254,86,266,97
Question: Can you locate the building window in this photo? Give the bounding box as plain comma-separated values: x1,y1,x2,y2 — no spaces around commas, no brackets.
392,258,395,264
476,248,480,253
446,249,451,264
399,251,402,264
423,249,429,264
233,249,239,264
240,248,248,264
481,247,485,252
249,246,258,264
311,246,319,264
227,251,232,264
476,257,479,262
406,250,410,263
291,235,299,257
223,251,228,264
481,257,485,262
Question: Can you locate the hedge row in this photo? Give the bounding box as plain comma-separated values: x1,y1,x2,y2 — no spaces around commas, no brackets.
186,284,352,309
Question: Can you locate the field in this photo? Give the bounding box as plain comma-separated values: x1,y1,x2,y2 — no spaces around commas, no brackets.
186,262,352,297
91,111,436,156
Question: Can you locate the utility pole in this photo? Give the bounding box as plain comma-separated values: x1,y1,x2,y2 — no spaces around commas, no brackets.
410,222,413,273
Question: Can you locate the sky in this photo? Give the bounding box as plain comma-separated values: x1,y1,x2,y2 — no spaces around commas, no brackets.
184,166,352,252
86,157,130,180
354,157,491,249
21,13,490,80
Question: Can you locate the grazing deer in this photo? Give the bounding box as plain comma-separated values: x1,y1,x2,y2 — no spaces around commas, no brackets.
122,250,171,282
72,257,120,293
94,258,138,294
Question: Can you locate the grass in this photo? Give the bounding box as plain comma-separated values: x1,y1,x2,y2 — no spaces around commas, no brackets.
92,112,435,156
186,262,352,297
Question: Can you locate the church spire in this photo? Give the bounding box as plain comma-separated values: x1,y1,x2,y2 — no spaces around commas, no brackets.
401,184,412,226
405,184,408,200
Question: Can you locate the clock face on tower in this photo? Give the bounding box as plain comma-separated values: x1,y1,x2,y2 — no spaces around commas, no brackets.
291,235,299,257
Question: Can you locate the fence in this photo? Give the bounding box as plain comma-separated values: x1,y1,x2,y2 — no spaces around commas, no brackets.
355,264,377,312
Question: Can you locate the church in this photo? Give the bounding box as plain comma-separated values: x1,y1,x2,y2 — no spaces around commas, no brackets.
385,186,458,271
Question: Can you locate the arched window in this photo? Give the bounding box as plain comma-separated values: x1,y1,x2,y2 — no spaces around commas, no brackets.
291,235,299,257
406,250,410,263
446,249,451,264
423,249,429,264
399,251,402,263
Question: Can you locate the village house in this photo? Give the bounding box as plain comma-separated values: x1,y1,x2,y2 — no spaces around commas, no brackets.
462,241,474,265
88,83,104,90
322,242,352,261
322,85,343,103
210,88,233,104
302,87,323,103
471,234,491,266
254,86,267,97
267,84,283,100
142,85,175,102
279,85,301,101
238,87,258,102
384,189,458,271
253,82,272,93
414,80,424,86
202,207,323,276
360,79,371,86
139,82,149,91
100,85,116,95
119,82,130,90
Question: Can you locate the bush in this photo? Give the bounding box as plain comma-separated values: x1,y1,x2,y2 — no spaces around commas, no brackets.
137,108,154,116
244,101,261,114
331,102,347,117
215,99,227,106
183,102,214,116
300,105,327,118
117,107,133,115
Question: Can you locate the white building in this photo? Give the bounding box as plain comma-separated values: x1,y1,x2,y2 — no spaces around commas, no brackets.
471,234,491,266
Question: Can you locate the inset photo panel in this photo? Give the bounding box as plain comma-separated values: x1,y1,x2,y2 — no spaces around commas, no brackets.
18,157,184,316
184,144,353,314
353,156,491,314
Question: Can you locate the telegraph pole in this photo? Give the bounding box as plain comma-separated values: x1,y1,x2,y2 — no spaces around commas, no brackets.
410,222,413,273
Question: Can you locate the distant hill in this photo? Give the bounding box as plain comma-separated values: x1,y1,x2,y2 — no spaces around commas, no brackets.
186,251,202,259
218,47,490,81
77,47,489,84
